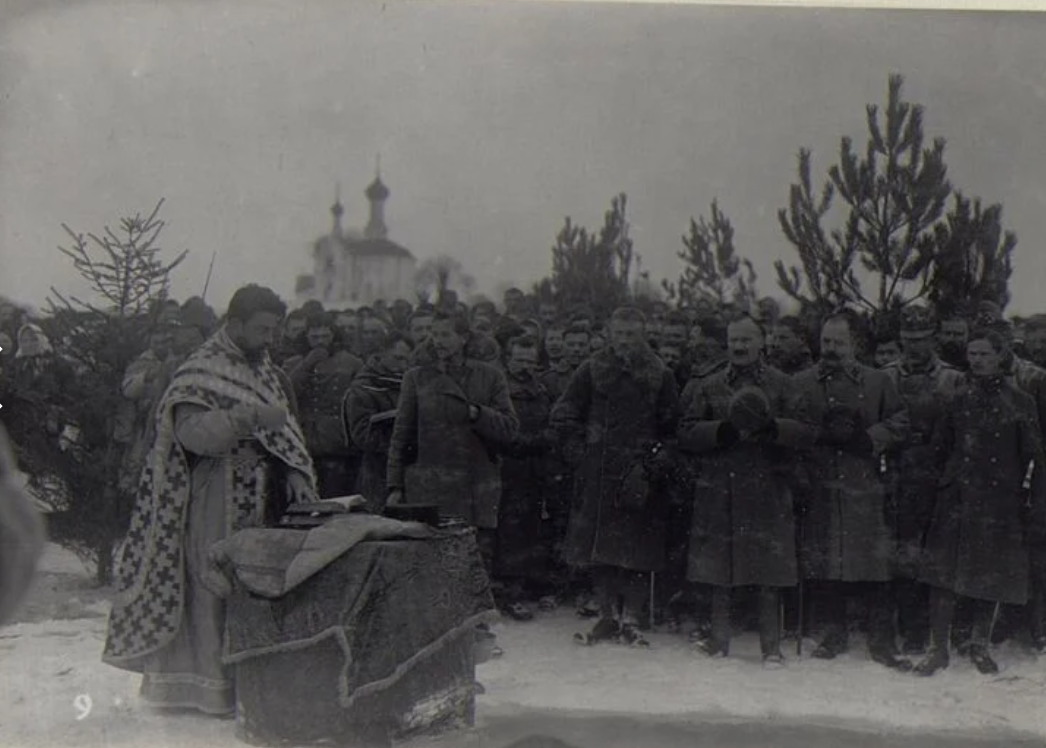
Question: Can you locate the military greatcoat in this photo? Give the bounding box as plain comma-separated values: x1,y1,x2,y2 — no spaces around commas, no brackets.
678,363,816,588
387,357,519,528
550,346,679,572
792,361,910,582
921,376,1046,605
881,357,965,575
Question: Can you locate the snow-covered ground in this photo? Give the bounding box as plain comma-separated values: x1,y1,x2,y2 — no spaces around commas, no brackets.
2,544,1045,747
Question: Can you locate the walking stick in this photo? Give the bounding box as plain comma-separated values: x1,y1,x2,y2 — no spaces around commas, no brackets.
649,572,656,631
796,496,805,658
797,578,805,658
988,601,1001,645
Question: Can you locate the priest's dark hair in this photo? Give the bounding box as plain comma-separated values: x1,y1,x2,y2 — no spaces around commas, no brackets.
226,284,287,323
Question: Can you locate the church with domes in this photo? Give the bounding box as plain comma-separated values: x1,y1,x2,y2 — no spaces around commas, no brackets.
294,172,417,308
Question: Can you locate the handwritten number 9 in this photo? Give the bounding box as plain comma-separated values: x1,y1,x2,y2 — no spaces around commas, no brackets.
74,694,92,720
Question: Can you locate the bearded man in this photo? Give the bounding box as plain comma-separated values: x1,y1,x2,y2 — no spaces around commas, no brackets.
551,307,679,647
103,285,317,716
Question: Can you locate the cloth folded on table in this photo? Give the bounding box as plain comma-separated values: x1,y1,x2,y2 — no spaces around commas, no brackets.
206,513,435,598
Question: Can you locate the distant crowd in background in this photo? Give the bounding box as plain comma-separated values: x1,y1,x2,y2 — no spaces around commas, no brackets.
5,284,1046,705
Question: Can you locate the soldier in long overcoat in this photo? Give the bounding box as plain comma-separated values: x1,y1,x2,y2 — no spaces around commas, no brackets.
342,332,414,513
550,307,679,647
495,335,558,620
998,322,1046,650
678,315,816,666
386,312,519,566
956,312,1046,650
881,306,965,654
915,328,1046,676
792,312,912,670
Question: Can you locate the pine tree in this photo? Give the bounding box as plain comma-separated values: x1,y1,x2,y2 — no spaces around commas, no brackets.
14,200,186,584
775,74,952,317
663,199,758,311
548,193,635,318
929,193,1016,314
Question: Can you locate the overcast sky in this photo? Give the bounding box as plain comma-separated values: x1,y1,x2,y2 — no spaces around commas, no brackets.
1,1,1045,314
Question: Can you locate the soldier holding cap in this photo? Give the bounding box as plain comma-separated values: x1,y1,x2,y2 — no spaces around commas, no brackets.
678,314,815,667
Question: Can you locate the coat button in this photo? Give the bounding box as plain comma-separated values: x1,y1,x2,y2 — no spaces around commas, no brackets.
990,457,997,464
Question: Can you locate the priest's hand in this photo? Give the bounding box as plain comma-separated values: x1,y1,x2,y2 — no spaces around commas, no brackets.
229,404,256,434
387,489,405,506
256,405,288,431
286,471,313,504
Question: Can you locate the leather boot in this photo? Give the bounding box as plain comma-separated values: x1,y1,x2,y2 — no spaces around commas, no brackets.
969,644,999,675
913,647,949,676
812,629,848,660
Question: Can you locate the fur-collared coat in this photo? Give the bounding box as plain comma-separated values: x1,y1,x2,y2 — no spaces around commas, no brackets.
550,345,679,572
791,361,909,582
386,357,519,528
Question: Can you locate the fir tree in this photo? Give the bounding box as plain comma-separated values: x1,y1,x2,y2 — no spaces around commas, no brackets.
929,193,1016,314
775,74,952,317
12,200,186,584
548,193,634,318
663,199,758,311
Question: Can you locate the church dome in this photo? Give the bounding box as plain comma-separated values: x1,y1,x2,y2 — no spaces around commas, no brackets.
365,176,389,202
